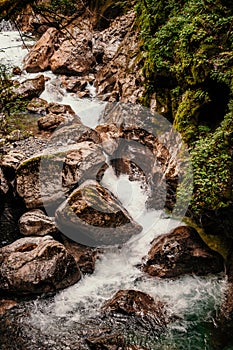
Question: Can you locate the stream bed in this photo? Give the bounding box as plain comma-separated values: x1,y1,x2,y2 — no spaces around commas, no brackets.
0,26,230,350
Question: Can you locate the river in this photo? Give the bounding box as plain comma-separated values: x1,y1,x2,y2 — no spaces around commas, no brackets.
0,25,228,350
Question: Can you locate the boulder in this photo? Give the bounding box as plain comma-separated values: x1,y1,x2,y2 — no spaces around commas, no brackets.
12,75,45,100
0,235,80,295
1,150,25,180
98,102,191,211
24,27,60,73
102,289,167,327
37,113,67,131
16,142,106,209
50,39,95,75
55,180,142,247
62,237,97,274
142,226,224,278
27,97,48,114
47,102,76,116
18,209,58,236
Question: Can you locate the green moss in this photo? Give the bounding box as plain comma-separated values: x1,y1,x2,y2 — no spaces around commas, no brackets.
183,217,232,261
136,0,233,215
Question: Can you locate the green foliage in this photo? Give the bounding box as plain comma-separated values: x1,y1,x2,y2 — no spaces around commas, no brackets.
190,110,233,212
136,0,233,215
0,64,33,141
49,0,76,16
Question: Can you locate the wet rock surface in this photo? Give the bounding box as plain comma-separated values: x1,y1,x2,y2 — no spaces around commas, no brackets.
0,235,81,295
62,236,97,274
102,289,168,328
55,180,142,246
19,209,58,237
142,226,224,278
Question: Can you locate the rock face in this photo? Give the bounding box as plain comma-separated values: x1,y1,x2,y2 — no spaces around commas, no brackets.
142,226,224,278
95,11,145,103
12,75,45,99
16,141,106,209
23,10,144,103
0,235,81,295
102,289,167,327
24,27,60,73
18,209,58,236
55,180,142,246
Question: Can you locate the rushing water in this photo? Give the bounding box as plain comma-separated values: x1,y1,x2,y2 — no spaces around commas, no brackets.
0,24,229,350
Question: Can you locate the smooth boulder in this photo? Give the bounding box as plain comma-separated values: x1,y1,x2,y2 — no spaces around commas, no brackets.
16,141,106,209
0,235,81,295
55,180,142,246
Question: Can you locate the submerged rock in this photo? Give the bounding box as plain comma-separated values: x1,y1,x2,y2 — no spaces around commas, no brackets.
18,209,58,236
0,235,80,295
86,333,125,350
102,289,167,327
55,180,142,246
142,226,224,278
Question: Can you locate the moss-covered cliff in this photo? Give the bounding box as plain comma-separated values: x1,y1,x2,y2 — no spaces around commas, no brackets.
136,0,233,227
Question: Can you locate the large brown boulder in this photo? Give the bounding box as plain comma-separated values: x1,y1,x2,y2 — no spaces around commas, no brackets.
24,27,60,73
50,38,95,75
0,235,81,295
16,141,106,209
142,226,224,278
55,180,142,247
